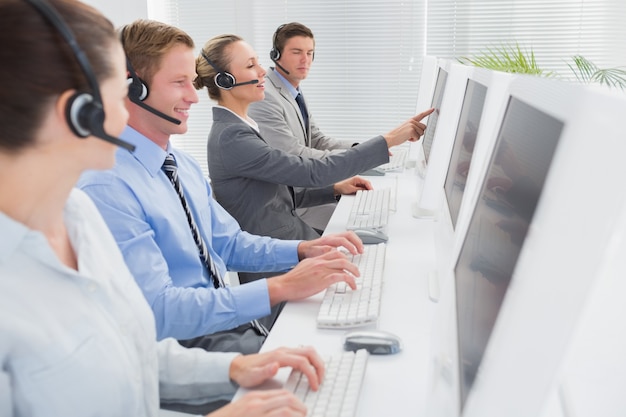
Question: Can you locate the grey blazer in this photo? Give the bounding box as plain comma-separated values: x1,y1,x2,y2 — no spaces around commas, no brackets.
207,107,389,241
248,69,352,158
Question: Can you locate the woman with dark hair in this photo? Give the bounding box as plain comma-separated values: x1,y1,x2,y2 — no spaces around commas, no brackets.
0,0,322,415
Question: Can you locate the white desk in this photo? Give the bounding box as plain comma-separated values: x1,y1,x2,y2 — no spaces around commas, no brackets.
235,170,439,416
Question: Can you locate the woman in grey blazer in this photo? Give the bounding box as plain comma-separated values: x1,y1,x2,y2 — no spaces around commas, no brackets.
194,34,432,282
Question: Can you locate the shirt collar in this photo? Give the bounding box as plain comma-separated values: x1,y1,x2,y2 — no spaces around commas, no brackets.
119,126,170,177
215,105,260,132
0,211,29,264
273,68,300,99
0,189,98,282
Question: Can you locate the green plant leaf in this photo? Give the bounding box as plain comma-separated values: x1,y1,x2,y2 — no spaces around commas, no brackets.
458,43,544,75
592,68,626,89
567,55,626,89
568,55,598,84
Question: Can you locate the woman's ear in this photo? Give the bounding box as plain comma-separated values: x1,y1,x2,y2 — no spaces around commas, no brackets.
55,89,78,135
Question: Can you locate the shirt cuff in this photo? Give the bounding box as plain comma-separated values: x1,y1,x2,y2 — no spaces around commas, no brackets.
231,278,272,321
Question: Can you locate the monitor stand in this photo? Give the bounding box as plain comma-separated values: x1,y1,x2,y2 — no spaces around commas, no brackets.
412,202,438,219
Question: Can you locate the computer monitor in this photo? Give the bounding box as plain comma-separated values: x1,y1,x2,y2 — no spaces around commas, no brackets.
428,68,504,302
424,77,626,417
445,70,517,265
455,94,565,408
412,61,472,218
460,82,626,417
408,55,439,166
429,69,515,304
442,79,487,232
422,75,574,417
415,55,440,120
421,65,449,166
412,58,450,178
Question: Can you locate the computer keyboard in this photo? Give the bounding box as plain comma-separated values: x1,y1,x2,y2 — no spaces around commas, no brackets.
346,188,391,230
285,349,369,417
377,147,408,172
317,243,386,328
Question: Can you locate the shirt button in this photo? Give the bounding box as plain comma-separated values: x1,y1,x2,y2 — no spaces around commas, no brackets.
87,283,97,292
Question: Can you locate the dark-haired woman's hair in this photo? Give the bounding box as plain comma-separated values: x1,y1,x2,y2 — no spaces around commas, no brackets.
0,0,117,152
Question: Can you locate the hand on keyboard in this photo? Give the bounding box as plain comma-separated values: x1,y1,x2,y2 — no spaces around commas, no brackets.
317,243,386,328
230,345,325,390
217,389,307,417
333,175,373,196
297,230,365,259
285,349,370,417
268,250,359,305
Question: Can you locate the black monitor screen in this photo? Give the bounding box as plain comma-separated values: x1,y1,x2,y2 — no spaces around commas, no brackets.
443,79,488,229
454,96,564,409
422,67,448,163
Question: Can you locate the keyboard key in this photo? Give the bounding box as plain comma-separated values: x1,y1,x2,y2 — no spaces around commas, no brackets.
284,349,369,417
347,189,391,230
317,244,386,328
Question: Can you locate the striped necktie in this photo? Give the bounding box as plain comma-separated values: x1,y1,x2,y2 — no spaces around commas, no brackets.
161,154,268,336
162,154,225,289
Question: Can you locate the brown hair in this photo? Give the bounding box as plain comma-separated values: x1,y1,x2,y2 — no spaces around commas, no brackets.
272,22,315,57
194,34,243,101
120,19,194,86
0,0,116,152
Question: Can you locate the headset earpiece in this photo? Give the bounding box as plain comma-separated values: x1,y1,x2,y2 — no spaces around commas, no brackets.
65,91,105,138
127,74,149,101
269,47,280,63
270,24,285,64
201,51,236,90
214,71,236,90
200,51,257,90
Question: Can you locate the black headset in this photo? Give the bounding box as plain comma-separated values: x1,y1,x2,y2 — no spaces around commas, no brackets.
126,60,149,102
269,23,314,76
200,51,258,90
269,24,286,63
23,0,135,152
120,25,181,125
121,26,149,102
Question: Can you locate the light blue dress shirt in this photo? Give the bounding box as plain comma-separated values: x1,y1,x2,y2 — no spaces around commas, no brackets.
0,189,240,416
77,126,301,341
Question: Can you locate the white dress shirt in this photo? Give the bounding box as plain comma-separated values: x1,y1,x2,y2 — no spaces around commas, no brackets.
0,189,239,417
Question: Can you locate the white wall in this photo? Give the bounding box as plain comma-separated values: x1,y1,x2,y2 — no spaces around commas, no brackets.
81,0,147,27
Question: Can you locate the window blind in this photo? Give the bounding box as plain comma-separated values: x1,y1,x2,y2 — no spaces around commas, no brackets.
148,0,625,176
151,0,426,175
427,0,626,77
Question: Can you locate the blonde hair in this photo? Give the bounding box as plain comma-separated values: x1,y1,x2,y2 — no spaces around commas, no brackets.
194,34,243,100
120,19,194,85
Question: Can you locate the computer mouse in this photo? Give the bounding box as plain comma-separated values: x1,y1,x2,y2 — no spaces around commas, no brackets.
359,167,386,176
343,330,402,355
353,228,388,244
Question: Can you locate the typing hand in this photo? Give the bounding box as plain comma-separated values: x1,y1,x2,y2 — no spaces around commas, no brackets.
207,389,306,417
229,346,325,390
333,176,373,196
298,230,364,259
269,250,359,305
